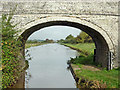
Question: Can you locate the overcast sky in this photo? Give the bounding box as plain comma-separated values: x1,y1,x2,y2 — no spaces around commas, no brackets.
28,26,81,41
1,0,118,2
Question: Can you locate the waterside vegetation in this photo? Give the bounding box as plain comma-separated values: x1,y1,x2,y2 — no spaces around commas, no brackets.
60,34,119,88
1,11,25,88
25,39,55,49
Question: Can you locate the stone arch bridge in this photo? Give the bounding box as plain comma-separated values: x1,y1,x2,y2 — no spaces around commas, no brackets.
0,0,119,69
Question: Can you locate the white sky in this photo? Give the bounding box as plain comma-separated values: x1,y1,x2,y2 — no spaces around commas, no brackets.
28,26,81,40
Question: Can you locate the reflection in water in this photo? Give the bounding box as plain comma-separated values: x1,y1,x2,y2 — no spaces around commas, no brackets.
25,49,32,88
25,43,80,88
25,68,32,88
14,43,80,88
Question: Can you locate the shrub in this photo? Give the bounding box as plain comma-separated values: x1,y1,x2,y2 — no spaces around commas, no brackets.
1,9,23,88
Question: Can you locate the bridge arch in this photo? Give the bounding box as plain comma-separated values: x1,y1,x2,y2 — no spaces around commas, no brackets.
19,16,114,68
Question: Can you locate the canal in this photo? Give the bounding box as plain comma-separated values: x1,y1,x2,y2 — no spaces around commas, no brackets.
14,43,80,88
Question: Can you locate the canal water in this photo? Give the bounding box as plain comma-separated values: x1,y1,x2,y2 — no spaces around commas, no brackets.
17,43,80,88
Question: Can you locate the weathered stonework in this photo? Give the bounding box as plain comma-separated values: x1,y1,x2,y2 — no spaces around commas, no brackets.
0,0,119,69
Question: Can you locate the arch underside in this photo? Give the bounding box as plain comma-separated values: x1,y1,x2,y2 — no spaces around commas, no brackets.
20,21,111,68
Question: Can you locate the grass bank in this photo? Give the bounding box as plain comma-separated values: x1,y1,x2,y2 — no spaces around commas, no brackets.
25,42,48,49
62,43,95,56
72,63,119,88
62,43,119,88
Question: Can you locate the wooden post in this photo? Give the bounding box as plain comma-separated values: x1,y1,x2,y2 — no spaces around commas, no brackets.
93,49,96,62
107,51,113,70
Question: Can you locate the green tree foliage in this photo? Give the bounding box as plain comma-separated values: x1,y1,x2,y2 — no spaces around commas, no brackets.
26,40,39,43
65,34,74,40
43,39,54,43
57,39,64,43
76,31,93,43
58,31,93,44
64,34,77,44
2,15,17,40
1,10,22,88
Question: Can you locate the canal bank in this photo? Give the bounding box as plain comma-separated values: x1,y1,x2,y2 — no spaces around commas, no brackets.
25,42,50,49
67,58,104,88
68,63,105,88
62,44,90,56
62,43,119,88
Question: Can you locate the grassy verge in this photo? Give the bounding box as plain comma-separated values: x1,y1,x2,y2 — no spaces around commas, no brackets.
62,43,95,56
25,42,49,49
72,64,119,88
63,43,119,88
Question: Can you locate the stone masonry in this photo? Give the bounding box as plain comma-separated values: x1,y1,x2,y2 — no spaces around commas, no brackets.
0,0,119,69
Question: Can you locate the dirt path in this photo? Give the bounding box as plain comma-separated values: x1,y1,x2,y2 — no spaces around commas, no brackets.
71,64,101,71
